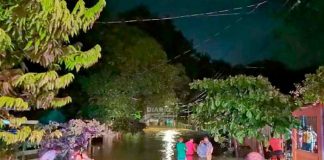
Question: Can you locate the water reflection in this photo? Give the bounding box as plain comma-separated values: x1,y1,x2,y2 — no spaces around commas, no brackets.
159,130,180,160
92,129,182,160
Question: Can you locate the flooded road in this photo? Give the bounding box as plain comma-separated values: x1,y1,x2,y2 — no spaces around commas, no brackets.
91,128,215,160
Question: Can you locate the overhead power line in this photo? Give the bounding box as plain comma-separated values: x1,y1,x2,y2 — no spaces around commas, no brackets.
96,0,268,93
165,1,268,64
122,0,268,80
121,0,268,103
95,1,268,24
96,13,241,24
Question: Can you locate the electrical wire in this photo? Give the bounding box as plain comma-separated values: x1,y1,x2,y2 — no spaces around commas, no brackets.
95,1,267,24
164,1,268,69
121,0,268,83
113,1,268,103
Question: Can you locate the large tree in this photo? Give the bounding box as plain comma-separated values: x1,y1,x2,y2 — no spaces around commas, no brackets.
76,25,189,130
0,0,105,145
190,75,297,144
293,66,324,104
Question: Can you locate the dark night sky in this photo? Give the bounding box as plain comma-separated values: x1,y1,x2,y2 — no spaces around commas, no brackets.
106,0,283,65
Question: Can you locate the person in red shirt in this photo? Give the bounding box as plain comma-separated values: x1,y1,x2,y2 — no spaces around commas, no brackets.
269,132,284,160
185,138,196,160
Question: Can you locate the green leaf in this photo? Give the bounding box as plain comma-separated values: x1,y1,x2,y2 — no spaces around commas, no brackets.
246,110,252,119
190,75,296,142
0,0,106,147
24,41,33,50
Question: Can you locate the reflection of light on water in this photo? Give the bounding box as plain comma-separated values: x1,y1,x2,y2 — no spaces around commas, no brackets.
158,130,180,160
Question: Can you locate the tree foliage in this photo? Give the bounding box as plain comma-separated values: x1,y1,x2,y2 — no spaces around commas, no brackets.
77,25,189,127
292,66,324,104
39,119,104,159
0,0,105,145
190,75,297,143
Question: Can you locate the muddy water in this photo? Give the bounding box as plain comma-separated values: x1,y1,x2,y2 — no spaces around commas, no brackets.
91,128,212,160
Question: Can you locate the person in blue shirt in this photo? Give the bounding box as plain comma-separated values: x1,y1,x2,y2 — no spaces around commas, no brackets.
197,140,207,160
197,137,213,160
176,137,186,160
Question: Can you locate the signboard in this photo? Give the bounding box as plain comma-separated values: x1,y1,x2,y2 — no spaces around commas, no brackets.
146,107,173,113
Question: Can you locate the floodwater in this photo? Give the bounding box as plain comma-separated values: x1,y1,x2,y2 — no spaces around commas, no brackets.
91,128,215,160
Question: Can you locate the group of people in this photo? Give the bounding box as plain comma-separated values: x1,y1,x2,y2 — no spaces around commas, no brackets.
176,136,213,160
176,132,286,160
245,134,285,160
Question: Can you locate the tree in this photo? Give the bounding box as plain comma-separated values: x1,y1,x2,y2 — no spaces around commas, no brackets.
293,66,324,104
0,0,105,146
190,75,297,144
76,25,189,131
39,119,104,159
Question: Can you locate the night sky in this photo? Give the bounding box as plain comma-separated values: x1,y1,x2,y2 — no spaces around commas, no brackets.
106,0,283,65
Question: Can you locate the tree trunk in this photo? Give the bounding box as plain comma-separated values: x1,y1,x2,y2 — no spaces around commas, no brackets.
234,139,239,160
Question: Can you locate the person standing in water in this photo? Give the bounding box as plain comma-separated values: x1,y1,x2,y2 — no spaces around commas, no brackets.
203,137,213,160
197,137,213,160
176,137,187,160
186,138,196,160
197,140,207,160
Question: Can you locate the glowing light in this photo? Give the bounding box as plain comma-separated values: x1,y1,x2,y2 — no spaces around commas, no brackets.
159,130,180,160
